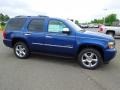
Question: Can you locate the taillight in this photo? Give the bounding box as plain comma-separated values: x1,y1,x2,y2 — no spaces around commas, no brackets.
3,31,6,39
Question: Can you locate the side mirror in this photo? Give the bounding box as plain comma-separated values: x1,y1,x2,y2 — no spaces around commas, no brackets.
62,28,70,34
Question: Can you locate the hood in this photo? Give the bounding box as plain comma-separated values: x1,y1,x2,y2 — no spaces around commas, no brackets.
79,30,114,40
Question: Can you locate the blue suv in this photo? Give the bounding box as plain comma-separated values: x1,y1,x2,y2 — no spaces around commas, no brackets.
3,16,116,69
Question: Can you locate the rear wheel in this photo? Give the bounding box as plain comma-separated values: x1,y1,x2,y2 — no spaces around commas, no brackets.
78,48,103,70
14,42,30,59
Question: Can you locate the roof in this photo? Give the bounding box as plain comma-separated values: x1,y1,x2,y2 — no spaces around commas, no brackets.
14,15,68,23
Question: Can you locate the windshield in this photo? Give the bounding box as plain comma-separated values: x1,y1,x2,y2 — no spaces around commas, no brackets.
66,20,84,31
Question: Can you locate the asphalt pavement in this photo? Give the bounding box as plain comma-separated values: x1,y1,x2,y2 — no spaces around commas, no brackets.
0,32,120,90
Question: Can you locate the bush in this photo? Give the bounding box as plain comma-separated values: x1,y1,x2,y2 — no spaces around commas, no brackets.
0,22,5,30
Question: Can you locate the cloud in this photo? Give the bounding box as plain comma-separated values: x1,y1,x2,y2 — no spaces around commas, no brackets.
0,0,30,17
105,0,120,10
0,0,120,22
0,0,29,9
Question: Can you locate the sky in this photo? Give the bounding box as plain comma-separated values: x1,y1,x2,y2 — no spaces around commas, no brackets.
0,0,120,22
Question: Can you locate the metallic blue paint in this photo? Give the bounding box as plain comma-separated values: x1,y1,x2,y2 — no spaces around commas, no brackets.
3,16,116,63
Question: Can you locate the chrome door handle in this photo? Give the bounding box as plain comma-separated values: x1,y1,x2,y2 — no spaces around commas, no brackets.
24,33,31,36
45,36,52,38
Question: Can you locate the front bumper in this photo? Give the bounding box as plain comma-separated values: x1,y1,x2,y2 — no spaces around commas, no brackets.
104,48,117,62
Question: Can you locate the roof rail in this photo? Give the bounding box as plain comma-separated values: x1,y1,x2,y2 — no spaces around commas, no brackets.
15,15,48,18
38,15,48,17
15,15,26,17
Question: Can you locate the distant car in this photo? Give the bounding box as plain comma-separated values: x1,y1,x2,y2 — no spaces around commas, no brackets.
98,25,120,37
3,16,116,69
79,24,88,28
88,24,94,28
88,24,99,28
93,24,99,28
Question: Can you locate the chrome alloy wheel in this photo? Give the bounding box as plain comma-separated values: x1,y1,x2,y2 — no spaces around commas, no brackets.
15,44,26,58
81,52,98,68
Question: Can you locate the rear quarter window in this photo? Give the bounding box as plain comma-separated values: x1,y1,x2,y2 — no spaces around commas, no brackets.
5,18,26,31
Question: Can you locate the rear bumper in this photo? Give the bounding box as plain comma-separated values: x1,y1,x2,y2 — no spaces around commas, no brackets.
104,48,117,62
3,39,12,48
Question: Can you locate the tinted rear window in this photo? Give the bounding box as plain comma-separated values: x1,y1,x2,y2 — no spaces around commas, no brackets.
6,18,26,31
28,19,44,32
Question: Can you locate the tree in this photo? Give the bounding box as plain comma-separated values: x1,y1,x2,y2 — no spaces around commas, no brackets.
0,13,10,22
75,20,79,25
0,13,10,30
4,15,10,21
90,13,118,26
91,18,104,24
0,13,4,22
105,14,117,26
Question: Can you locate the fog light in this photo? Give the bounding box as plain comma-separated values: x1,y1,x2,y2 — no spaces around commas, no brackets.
108,42,115,49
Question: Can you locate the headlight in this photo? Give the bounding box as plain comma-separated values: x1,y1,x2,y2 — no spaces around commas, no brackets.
108,41,115,49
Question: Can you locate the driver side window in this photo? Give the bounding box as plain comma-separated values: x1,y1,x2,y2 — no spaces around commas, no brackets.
48,20,67,33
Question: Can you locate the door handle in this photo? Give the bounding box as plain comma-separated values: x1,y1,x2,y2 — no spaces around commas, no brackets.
24,33,31,36
45,35,53,38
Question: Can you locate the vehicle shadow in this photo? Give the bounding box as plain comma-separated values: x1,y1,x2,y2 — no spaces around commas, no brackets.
29,53,117,71
29,53,79,67
5,50,118,71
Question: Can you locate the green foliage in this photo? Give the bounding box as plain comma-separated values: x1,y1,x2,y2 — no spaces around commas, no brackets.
0,13,10,30
4,15,10,21
0,13,10,22
0,13,4,22
90,13,118,26
1,22,5,26
91,18,104,24
75,20,79,25
0,23,5,30
105,14,117,26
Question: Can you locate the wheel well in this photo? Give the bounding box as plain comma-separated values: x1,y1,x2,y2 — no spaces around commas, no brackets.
77,45,104,59
106,30,115,34
12,38,29,49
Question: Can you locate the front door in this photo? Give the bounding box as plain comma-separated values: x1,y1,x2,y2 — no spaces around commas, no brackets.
45,19,76,56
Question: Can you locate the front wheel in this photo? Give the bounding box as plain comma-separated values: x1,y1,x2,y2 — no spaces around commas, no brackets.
14,42,30,59
78,48,103,70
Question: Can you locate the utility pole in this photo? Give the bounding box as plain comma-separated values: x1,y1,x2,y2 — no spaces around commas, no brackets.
103,9,107,25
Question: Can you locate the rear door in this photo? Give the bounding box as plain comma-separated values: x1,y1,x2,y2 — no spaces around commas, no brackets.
26,18,46,52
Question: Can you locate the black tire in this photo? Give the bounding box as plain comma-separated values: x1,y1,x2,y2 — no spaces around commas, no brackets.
14,42,30,59
78,48,103,70
106,32,115,37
